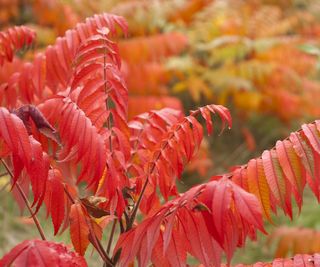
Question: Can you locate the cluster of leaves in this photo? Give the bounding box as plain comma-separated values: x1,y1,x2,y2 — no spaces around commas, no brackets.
63,0,320,122
0,0,215,179
0,10,320,267
2,0,320,122
5,0,320,181
25,0,320,173
170,0,320,122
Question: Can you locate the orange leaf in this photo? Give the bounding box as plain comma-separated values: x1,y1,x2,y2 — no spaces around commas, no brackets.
70,203,90,256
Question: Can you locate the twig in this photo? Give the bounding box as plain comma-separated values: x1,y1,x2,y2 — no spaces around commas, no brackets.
128,110,204,229
63,184,75,204
106,219,117,254
128,137,172,230
119,217,124,233
127,176,149,230
1,159,46,240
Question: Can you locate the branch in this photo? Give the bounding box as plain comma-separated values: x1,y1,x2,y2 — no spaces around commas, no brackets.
126,106,229,229
127,140,170,230
107,219,117,254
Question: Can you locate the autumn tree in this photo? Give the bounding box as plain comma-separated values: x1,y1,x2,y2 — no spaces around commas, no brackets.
0,9,320,267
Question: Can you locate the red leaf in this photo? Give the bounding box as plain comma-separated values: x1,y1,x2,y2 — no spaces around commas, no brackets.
0,107,31,180
0,26,36,65
232,183,266,234
27,137,50,212
199,107,213,135
44,169,65,235
0,239,87,267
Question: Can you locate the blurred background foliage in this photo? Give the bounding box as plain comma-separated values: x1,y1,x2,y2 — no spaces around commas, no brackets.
1,0,320,265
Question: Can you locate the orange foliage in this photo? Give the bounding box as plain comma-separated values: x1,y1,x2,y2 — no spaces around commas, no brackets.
0,0,18,25
269,227,320,258
32,0,80,35
168,0,213,24
128,96,182,119
122,62,169,95
119,32,188,64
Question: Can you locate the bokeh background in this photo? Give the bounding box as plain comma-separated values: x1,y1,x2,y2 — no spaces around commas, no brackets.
1,0,320,265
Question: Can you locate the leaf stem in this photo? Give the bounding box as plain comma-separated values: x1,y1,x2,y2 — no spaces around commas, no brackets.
128,134,177,230
127,176,148,230
119,217,124,233
1,159,46,240
128,111,205,228
106,219,117,254
63,184,75,204
85,216,114,266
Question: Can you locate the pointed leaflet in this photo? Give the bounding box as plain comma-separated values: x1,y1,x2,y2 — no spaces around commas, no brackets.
165,228,188,267
289,131,319,198
0,107,31,181
208,104,232,131
186,115,203,149
302,123,320,154
44,169,65,235
247,159,272,221
199,106,213,135
275,140,304,207
232,181,266,233
70,203,90,256
178,209,222,267
115,215,163,267
0,240,87,267
206,179,232,245
289,132,316,181
137,215,163,267
27,137,50,212
232,167,249,192
151,232,180,267
70,79,108,129
261,150,290,215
